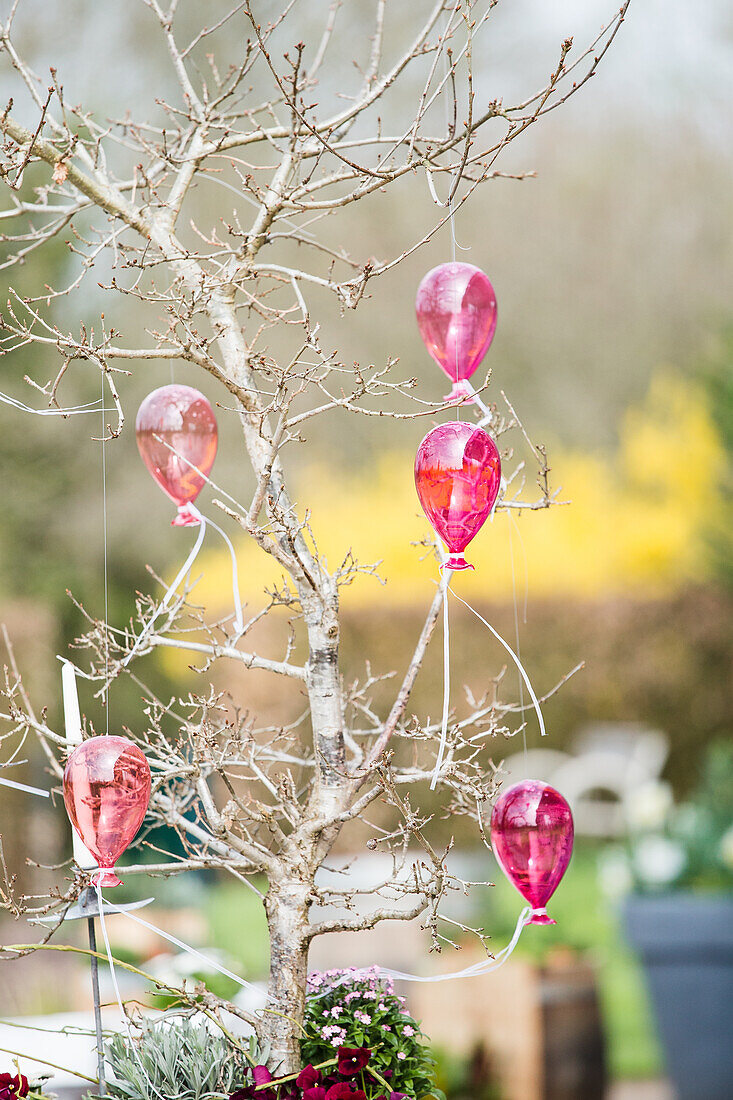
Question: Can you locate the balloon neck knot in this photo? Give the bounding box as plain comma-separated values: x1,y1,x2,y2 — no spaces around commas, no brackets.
444,380,473,402
93,868,123,889
172,503,202,527
528,907,556,926
442,555,474,572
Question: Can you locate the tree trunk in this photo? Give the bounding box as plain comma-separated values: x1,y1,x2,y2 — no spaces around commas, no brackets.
260,589,349,1071
263,879,312,1073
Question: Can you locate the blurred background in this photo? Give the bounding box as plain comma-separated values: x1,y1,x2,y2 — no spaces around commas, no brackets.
0,1,731,1098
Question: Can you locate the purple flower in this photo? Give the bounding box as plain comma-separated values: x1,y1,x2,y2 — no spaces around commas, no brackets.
297,1066,322,1090
390,1093,409,1100
337,1047,371,1076
303,1090,327,1100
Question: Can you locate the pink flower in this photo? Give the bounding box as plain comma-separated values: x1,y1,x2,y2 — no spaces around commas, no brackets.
396,1053,406,1061
402,1025,415,1036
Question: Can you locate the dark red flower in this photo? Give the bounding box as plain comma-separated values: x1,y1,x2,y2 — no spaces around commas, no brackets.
325,1085,362,1100
230,1066,276,1100
0,1076,29,1100
336,1048,371,1076
297,1066,322,1089
303,1089,327,1100
252,1067,274,1088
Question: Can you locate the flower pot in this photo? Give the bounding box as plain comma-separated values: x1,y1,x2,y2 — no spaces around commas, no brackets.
622,892,733,1100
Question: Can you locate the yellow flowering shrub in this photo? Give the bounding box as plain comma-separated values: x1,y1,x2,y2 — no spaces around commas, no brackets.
185,373,725,616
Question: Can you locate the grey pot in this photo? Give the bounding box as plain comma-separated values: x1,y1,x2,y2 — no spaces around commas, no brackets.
622,892,733,1100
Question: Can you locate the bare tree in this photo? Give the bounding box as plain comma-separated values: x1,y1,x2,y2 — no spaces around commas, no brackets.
0,0,628,1073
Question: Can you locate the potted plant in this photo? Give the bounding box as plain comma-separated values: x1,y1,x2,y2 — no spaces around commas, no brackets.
616,742,733,1100
103,969,442,1100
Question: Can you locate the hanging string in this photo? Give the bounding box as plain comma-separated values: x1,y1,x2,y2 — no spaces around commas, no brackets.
94,883,170,1100
100,373,110,735
122,502,243,668
508,514,528,764
447,583,546,740
430,569,545,791
431,569,452,791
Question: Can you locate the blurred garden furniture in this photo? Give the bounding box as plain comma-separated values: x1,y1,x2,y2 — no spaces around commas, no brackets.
413,952,607,1100
624,894,733,1100
620,742,733,1100
502,723,669,837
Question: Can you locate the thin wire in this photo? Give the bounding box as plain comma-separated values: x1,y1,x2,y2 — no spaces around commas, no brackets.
441,12,460,421
448,583,546,740
100,373,109,735
508,514,527,765
431,570,452,790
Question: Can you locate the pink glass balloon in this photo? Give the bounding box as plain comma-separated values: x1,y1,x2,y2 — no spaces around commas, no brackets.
63,736,151,888
414,422,501,571
136,384,218,526
416,262,497,399
491,780,574,925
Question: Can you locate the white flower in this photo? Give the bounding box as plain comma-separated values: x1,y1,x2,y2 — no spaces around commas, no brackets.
597,846,633,899
632,834,686,886
719,825,733,870
624,781,674,832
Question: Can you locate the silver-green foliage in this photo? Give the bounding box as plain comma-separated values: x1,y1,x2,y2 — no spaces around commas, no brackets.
104,1016,254,1100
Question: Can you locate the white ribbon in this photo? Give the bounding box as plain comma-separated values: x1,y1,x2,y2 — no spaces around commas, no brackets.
309,906,536,1000
94,883,169,1100
0,393,103,417
379,904,534,983
123,502,243,667
449,585,546,740
199,507,244,634
447,379,494,425
61,660,97,869
0,774,49,797
122,511,206,666
91,880,259,1093
429,571,545,791
99,892,259,992
431,570,452,791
